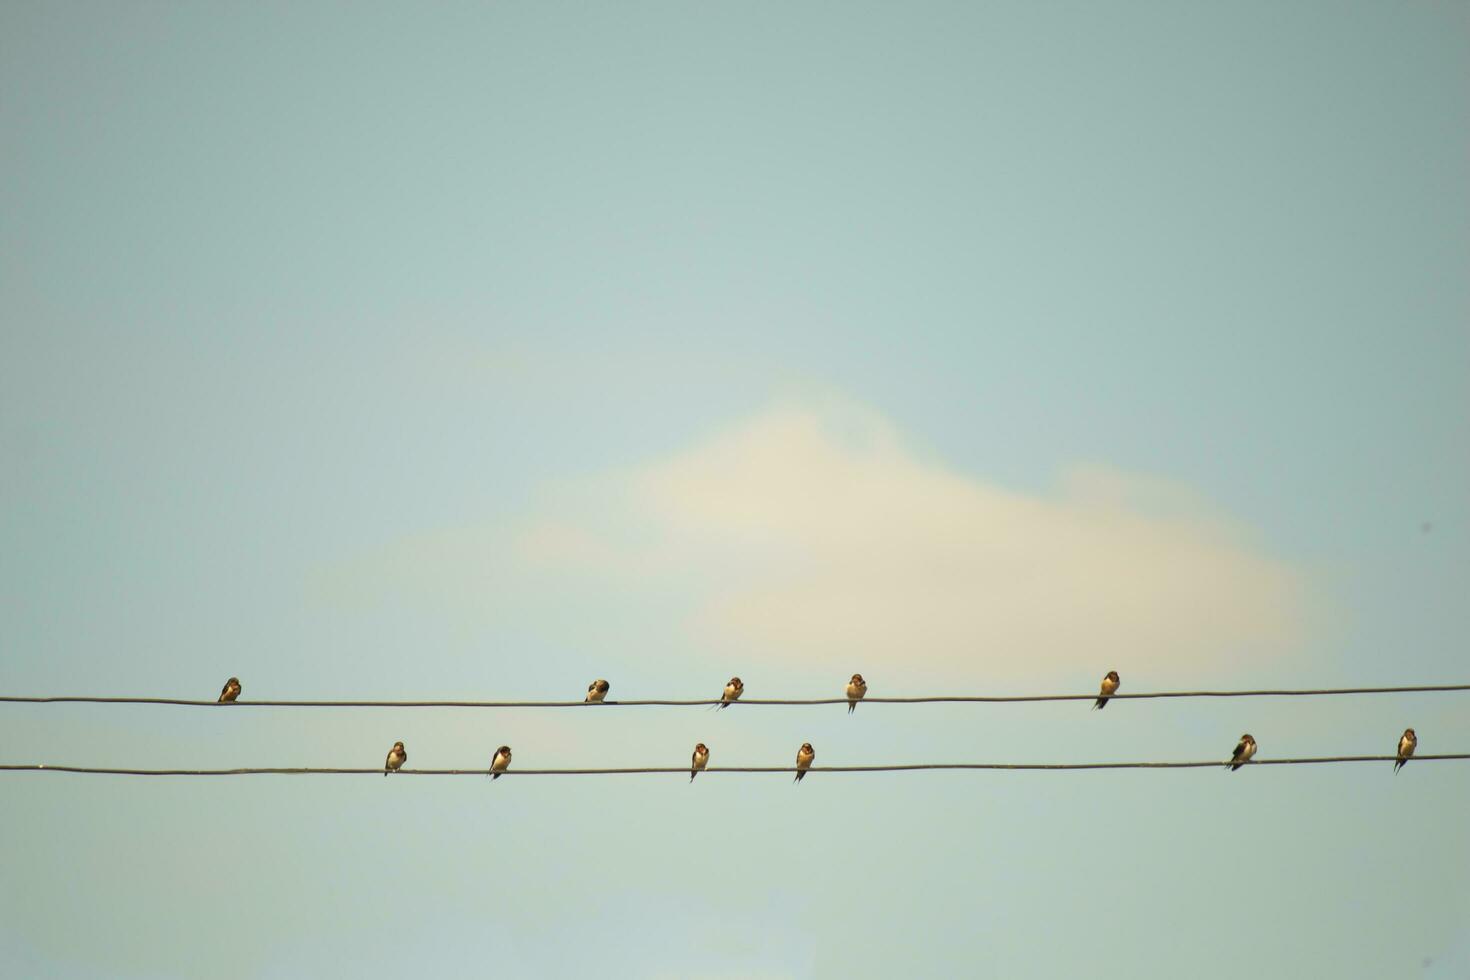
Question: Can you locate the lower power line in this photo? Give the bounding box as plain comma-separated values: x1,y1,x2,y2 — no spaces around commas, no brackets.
2,755,1467,776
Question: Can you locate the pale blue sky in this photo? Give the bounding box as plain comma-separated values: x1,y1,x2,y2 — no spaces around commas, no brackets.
2,3,1467,977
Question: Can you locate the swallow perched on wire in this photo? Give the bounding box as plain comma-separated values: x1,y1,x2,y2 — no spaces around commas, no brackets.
490,745,512,780
1093,670,1119,710
690,743,709,783
585,679,610,703
1395,728,1417,773
717,677,743,710
384,741,406,776
794,743,815,783
218,677,241,704
846,674,867,714
1227,734,1256,771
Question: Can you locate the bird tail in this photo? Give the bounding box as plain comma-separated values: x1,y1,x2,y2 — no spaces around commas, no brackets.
1394,758,1405,773
1229,761,1243,771
384,770,389,777
848,701,856,714
794,771,805,783
690,771,697,783
1093,697,1108,710
492,772,501,780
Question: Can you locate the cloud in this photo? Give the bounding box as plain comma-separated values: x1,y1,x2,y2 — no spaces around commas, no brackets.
314,401,1312,681
517,402,1311,679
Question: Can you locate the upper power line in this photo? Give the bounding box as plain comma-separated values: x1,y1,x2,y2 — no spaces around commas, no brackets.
2,683,1469,709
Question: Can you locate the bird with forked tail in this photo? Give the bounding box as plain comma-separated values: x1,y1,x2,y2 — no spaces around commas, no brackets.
716,677,743,710
1093,671,1119,710
1395,729,1416,773
794,743,815,783
1227,734,1256,772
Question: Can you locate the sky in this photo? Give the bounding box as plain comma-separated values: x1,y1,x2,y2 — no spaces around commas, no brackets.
1,2,1467,977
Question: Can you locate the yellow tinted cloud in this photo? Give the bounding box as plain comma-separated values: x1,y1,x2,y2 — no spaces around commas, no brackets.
521,402,1310,680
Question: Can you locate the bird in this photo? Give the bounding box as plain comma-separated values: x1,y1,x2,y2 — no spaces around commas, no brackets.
794,742,815,783
846,673,867,714
717,677,743,710
384,741,406,777
1395,728,1417,773
490,745,512,780
1093,670,1119,710
1227,734,1256,771
217,677,241,704
585,679,610,703
690,743,709,783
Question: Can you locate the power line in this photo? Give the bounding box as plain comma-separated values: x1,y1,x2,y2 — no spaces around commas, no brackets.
3,756,1467,776
2,684,1468,709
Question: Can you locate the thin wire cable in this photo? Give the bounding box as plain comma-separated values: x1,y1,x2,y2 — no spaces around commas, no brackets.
3,756,1467,776
2,684,1468,709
